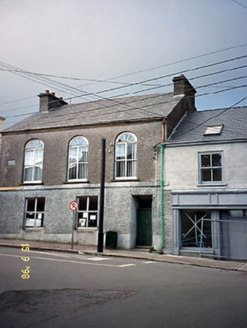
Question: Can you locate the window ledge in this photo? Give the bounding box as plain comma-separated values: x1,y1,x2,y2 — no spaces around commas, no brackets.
24,227,44,231
111,178,139,182
197,183,227,187
65,180,89,184
22,182,44,186
76,227,98,232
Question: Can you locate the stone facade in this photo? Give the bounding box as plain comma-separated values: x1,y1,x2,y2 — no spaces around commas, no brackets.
0,76,196,249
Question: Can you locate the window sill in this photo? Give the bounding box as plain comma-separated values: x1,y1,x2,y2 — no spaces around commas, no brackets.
65,180,89,184
197,183,227,187
111,178,139,182
76,227,98,232
24,227,44,231
22,182,44,185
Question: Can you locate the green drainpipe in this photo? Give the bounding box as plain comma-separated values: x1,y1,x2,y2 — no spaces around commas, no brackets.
160,144,164,249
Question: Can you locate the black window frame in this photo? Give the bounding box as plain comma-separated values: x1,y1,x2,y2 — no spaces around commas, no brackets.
76,196,98,228
24,197,45,228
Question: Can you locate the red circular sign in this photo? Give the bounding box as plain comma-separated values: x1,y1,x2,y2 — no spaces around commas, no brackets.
69,201,79,211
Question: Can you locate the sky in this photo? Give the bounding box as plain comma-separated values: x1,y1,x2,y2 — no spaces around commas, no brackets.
0,0,247,129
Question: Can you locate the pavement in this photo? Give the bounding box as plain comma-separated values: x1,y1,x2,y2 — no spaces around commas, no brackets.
0,238,246,272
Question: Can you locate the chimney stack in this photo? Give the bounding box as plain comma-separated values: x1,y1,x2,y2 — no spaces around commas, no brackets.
38,90,68,112
173,74,196,111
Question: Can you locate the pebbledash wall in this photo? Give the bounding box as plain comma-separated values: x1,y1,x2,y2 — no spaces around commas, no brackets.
0,183,161,248
0,121,162,249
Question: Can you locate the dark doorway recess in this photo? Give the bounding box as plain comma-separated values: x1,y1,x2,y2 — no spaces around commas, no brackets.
136,197,152,247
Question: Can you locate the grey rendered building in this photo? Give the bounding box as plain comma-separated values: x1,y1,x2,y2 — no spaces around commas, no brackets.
0,75,196,250
164,107,247,260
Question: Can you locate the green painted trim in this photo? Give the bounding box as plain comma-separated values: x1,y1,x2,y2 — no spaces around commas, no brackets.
160,144,164,248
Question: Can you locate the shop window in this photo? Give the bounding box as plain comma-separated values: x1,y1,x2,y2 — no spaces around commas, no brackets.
199,152,222,184
24,198,45,228
181,210,212,248
227,210,247,217
77,196,98,228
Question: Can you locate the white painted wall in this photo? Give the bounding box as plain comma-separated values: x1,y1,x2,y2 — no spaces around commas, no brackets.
164,142,247,190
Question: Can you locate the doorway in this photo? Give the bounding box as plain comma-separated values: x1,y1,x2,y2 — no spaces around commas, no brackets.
136,197,152,246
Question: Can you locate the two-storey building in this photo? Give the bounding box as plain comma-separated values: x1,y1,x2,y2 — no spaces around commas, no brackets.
0,75,196,249
164,106,247,260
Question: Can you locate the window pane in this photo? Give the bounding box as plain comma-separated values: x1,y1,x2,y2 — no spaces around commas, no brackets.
37,198,45,211
36,218,43,227
181,211,212,248
25,150,34,165
89,197,98,210
116,161,125,177
228,210,244,217
201,155,210,167
71,137,88,146
212,154,221,167
127,143,136,159
116,144,125,160
24,168,33,181
35,150,44,165
127,160,136,177
34,167,42,181
88,213,97,227
79,148,88,162
78,197,87,210
27,198,35,212
26,216,35,227
27,140,43,149
69,148,77,163
201,169,211,182
69,165,76,179
78,163,88,179
213,168,222,181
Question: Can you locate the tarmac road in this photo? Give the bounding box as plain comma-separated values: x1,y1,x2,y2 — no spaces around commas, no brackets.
0,246,247,328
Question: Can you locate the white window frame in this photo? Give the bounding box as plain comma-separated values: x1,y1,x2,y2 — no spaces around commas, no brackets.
76,196,98,228
23,140,44,183
68,136,88,182
115,132,137,179
24,197,45,228
199,151,223,184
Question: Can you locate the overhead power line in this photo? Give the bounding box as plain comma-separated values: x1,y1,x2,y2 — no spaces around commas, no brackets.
1,42,247,108
3,82,247,123
0,43,247,125
0,54,246,116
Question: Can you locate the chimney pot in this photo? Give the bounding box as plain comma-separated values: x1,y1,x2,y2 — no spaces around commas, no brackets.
38,91,68,112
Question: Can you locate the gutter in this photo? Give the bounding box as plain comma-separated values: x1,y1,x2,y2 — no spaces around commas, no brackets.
160,118,166,249
160,144,164,249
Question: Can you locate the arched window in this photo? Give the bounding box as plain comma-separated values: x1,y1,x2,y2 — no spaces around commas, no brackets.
115,133,137,178
24,140,44,182
68,136,88,181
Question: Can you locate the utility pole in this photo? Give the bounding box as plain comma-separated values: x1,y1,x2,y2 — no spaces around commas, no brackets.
97,138,106,253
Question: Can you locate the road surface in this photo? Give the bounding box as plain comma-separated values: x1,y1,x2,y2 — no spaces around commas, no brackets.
0,246,246,328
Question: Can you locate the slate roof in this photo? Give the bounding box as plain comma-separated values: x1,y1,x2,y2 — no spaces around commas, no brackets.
4,93,183,132
166,106,247,145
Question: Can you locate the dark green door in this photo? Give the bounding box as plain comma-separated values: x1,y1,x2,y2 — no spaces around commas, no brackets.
137,209,152,246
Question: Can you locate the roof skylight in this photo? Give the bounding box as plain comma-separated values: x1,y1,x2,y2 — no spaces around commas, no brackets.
204,124,223,135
